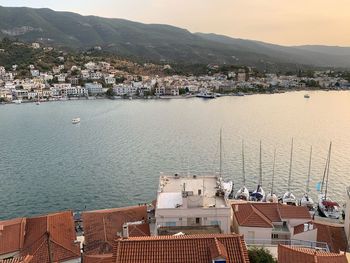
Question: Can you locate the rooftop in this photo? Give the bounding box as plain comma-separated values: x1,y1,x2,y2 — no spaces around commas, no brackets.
111,234,250,263
157,174,228,209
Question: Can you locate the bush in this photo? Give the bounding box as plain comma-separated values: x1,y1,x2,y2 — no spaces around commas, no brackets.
248,247,276,263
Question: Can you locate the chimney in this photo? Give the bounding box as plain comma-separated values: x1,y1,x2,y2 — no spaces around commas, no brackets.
235,205,239,212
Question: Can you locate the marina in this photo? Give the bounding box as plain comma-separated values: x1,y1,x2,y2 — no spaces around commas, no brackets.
0,91,350,221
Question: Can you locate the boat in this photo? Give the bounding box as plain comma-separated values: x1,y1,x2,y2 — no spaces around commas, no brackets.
300,146,315,214
218,129,233,199
13,99,22,104
318,142,340,219
196,91,216,99
72,118,81,124
304,94,310,98
283,138,298,206
235,140,250,200
36,101,40,105
250,141,265,202
265,149,278,203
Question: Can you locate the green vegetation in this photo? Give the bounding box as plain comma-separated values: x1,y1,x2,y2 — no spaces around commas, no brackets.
248,247,277,263
1,6,350,71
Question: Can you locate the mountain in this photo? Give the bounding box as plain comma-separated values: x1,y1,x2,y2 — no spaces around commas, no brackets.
1,5,350,70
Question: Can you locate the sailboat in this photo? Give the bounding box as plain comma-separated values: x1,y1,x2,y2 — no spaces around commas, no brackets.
318,142,340,219
235,140,250,200
265,148,278,203
300,146,315,214
250,141,265,202
283,138,298,206
218,129,233,199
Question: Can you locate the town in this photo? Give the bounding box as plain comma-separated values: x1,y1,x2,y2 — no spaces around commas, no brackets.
1,41,350,104
0,173,349,263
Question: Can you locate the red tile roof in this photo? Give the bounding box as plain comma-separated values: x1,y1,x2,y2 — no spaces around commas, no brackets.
0,256,32,263
232,204,273,228
232,203,311,228
313,221,348,253
20,210,80,263
111,234,250,263
83,253,113,263
0,218,26,255
127,223,150,237
278,244,347,263
82,205,148,255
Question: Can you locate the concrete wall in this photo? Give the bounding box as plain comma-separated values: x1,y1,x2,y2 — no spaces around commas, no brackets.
156,207,231,233
293,229,317,242
238,226,272,243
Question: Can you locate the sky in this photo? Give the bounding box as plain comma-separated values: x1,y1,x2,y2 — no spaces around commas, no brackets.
1,0,350,46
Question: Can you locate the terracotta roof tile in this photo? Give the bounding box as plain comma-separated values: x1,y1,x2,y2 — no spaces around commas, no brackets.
82,205,148,255
112,234,250,263
232,203,311,228
0,256,32,263
0,218,26,255
313,221,348,253
127,223,150,237
83,253,113,263
232,204,273,228
278,244,347,263
20,210,80,263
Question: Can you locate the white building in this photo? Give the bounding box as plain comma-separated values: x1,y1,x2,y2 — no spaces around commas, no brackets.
155,174,232,234
85,82,103,95
104,75,116,85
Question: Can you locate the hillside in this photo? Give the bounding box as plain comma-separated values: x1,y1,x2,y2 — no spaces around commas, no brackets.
1,6,350,70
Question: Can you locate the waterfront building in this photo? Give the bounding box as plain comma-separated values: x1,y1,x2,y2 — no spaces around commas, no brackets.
232,202,311,244
0,211,81,263
85,82,103,95
155,174,232,234
344,187,350,242
111,234,250,263
82,205,149,263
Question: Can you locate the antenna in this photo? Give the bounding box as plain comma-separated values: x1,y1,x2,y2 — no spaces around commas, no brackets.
306,146,312,194
259,140,262,186
219,128,223,178
288,138,294,192
242,139,246,186
325,142,332,199
271,148,276,194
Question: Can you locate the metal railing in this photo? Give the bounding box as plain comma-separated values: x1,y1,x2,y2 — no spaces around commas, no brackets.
245,238,330,252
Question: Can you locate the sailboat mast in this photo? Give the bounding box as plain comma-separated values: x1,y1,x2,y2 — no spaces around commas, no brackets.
219,129,222,178
242,140,246,186
321,144,330,193
306,146,312,194
325,142,332,199
259,140,262,186
288,138,294,192
271,148,276,194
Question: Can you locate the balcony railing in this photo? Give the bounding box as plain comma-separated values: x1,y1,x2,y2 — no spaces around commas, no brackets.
245,238,330,252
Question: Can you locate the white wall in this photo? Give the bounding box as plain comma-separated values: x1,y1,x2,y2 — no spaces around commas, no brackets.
293,229,317,242
238,226,272,244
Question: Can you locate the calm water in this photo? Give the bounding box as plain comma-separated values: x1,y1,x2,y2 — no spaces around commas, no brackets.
1,91,350,220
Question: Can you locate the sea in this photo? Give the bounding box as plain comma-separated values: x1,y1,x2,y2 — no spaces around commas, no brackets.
1,91,350,220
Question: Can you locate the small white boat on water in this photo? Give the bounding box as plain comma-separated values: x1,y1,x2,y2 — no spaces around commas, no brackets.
221,180,233,199
283,138,298,206
72,118,81,124
13,99,22,104
196,91,216,99
318,142,340,219
304,94,310,98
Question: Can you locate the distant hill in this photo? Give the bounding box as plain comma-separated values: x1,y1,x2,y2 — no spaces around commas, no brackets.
1,6,350,70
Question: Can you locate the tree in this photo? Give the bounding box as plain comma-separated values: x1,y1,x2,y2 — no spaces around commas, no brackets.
106,87,114,97
248,247,276,263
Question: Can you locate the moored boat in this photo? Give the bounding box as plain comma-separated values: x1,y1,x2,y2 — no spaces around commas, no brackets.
250,141,265,202
196,91,216,99
304,94,310,98
317,142,340,219
235,140,250,200
283,138,298,206
300,146,315,214
265,148,278,203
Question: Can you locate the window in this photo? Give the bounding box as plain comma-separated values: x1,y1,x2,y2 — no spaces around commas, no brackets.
272,234,279,239
198,189,202,195
165,222,176,227
210,220,220,226
195,218,200,224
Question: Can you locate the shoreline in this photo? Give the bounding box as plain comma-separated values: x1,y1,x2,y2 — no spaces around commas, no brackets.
1,88,349,105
